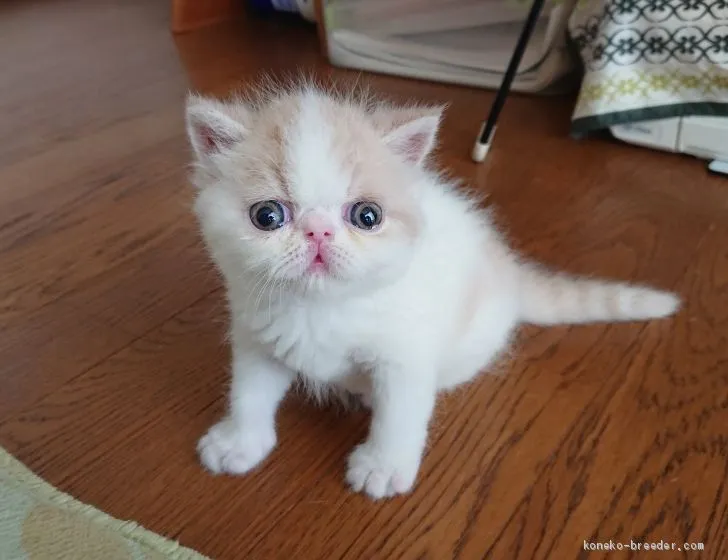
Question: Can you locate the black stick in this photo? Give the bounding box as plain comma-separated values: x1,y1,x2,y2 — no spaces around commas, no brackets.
473,0,547,160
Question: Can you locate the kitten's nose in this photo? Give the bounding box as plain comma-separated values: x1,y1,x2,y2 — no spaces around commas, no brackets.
301,213,334,241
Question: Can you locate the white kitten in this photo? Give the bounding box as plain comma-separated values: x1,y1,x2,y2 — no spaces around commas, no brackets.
185,85,679,500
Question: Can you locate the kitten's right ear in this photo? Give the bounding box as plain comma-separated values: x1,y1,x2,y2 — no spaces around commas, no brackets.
185,94,249,164
371,105,445,167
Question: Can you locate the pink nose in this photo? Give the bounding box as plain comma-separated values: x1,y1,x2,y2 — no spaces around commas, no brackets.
301,214,334,241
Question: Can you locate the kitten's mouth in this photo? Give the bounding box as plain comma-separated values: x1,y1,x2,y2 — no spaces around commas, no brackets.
306,252,328,274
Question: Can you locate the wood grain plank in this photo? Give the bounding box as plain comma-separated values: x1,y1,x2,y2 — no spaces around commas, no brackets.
0,109,218,335
0,0,186,166
1,1,726,559
171,0,237,34
0,300,132,415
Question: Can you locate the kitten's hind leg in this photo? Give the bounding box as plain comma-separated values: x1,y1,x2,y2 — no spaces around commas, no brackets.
198,348,294,475
437,296,518,391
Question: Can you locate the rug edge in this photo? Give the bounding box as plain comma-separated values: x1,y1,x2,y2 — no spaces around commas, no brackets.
0,447,211,560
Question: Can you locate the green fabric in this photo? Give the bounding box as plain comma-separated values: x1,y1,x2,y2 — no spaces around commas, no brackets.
0,447,209,560
569,0,728,132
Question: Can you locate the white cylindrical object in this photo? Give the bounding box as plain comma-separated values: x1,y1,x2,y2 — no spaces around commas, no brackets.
471,122,494,163
472,141,490,163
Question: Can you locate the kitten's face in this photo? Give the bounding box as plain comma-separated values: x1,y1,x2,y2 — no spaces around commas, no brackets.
187,90,442,298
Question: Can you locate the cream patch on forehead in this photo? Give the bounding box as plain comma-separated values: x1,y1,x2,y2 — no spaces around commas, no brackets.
241,91,404,215
240,96,303,201
281,94,363,207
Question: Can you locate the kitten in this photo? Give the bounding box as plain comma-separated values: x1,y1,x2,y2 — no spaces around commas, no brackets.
185,85,679,500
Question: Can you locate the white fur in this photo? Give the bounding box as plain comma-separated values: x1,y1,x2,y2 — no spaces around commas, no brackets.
186,85,680,500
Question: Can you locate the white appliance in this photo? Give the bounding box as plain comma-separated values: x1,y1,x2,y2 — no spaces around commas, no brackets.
611,116,728,168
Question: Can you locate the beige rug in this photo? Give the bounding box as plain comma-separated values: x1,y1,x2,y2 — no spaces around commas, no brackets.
0,447,209,560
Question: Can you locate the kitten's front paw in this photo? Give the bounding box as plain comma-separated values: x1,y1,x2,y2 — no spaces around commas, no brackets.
197,419,275,475
345,442,420,500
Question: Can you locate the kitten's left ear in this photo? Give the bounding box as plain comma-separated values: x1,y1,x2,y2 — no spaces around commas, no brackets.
185,94,250,165
374,106,444,166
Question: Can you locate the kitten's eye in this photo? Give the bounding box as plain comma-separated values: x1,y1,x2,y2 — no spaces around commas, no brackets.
348,201,383,231
249,200,290,231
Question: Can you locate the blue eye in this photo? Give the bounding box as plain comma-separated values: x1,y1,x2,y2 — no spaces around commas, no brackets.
348,201,383,230
250,200,290,231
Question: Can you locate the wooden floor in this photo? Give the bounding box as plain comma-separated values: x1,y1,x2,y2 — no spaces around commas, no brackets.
1,1,726,558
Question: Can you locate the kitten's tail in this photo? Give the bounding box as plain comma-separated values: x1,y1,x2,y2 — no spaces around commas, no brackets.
516,263,680,326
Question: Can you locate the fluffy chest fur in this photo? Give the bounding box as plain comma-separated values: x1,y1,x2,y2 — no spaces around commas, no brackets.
242,296,375,382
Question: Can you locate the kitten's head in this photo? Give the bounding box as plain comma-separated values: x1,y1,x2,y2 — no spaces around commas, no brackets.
186,86,443,298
